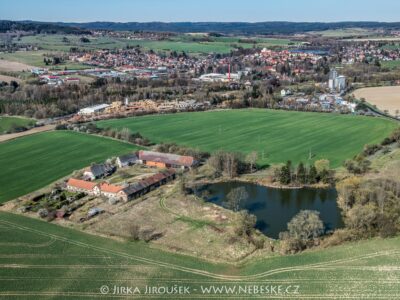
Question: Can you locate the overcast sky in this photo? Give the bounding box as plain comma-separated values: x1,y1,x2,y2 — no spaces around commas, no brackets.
0,0,399,23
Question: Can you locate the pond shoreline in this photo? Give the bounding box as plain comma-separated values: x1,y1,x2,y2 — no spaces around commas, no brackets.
192,176,333,191
193,179,342,239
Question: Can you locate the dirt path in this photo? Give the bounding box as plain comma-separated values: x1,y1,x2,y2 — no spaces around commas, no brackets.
0,125,55,143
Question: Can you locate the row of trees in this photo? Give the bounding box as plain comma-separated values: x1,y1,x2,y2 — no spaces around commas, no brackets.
207,151,257,178
56,123,151,146
344,127,400,175
274,160,334,186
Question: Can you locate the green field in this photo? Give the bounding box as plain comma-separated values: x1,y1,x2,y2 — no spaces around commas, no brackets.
0,50,90,69
0,131,138,203
14,34,295,54
97,109,397,168
0,116,36,134
0,211,399,298
381,60,400,69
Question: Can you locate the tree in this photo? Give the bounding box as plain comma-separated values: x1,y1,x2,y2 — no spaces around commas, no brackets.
279,160,292,185
296,162,307,184
287,210,325,240
308,165,318,184
314,159,330,173
226,187,248,212
245,151,258,173
236,210,257,237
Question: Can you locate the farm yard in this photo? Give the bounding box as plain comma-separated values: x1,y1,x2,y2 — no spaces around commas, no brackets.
353,86,400,116
0,211,399,298
97,109,397,168
0,130,138,203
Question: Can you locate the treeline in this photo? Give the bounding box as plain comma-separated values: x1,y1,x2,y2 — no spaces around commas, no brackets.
337,174,400,239
274,160,334,186
207,151,258,178
0,78,199,118
344,127,400,175
55,123,151,146
0,20,90,34
55,21,400,34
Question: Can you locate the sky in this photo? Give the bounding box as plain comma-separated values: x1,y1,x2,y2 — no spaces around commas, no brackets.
0,0,399,23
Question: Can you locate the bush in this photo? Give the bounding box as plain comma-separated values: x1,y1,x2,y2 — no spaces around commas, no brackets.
38,208,49,218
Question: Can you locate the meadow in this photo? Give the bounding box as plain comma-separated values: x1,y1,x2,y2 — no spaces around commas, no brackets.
0,116,36,134
97,109,397,168
0,211,399,298
0,131,138,203
14,34,295,54
0,50,90,70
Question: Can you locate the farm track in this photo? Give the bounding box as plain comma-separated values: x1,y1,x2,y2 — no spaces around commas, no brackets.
1,218,399,282
0,125,55,143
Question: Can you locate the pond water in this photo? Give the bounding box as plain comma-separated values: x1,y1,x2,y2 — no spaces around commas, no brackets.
196,182,343,239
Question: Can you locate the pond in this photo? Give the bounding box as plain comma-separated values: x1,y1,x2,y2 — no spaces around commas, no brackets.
196,182,343,239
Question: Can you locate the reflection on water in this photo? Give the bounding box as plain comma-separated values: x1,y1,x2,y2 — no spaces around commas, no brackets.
196,181,343,239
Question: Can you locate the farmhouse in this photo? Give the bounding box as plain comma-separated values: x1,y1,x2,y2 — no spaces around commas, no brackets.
94,182,124,199
138,150,195,169
118,169,176,201
83,164,115,180
66,178,97,195
116,153,139,168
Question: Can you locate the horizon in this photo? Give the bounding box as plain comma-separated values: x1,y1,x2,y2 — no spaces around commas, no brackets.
1,0,400,23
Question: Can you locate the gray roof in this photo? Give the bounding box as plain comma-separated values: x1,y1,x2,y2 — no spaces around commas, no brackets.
118,153,138,164
90,164,114,177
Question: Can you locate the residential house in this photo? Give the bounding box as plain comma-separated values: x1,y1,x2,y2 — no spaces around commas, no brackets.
83,164,115,181
94,182,124,199
116,153,139,168
66,178,97,195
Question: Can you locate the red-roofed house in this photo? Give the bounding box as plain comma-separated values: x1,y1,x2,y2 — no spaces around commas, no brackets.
66,178,97,195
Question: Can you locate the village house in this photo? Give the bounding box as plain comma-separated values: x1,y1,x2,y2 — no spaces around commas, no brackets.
83,163,115,181
138,150,196,169
66,178,97,195
116,153,139,168
94,182,124,199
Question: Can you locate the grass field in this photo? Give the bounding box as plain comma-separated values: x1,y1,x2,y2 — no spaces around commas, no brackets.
353,86,400,116
381,60,400,69
0,131,138,203
0,211,399,298
97,109,397,168
0,116,36,134
14,34,295,54
0,51,90,69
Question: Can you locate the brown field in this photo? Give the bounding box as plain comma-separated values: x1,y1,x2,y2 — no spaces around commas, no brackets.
0,59,34,72
353,86,400,116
